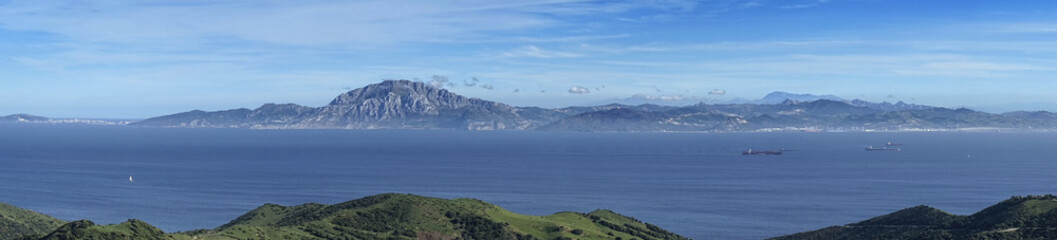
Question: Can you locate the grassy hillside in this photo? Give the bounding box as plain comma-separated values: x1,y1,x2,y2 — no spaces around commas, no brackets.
0,203,66,240
772,195,1057,240
6,193,688,240
37,219,169,240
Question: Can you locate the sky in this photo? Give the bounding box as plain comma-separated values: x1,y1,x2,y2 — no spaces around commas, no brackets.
2,0,1056,118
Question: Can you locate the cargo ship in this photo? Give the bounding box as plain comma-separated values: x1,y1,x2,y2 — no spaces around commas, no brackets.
865,146,900,151
743,148,784,155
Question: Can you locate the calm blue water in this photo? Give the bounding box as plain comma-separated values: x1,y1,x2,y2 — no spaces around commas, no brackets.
2,125,1057,239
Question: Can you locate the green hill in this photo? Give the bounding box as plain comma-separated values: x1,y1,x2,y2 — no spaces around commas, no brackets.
0,202,66,240
5,193,688,240
771,195,1057,240
38,219,168,240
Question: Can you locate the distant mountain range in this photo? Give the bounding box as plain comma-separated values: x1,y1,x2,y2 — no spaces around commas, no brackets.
1,193,686,240
0,114,131,125
772,195,1057,240
7,79,1057,131
0,113,49,123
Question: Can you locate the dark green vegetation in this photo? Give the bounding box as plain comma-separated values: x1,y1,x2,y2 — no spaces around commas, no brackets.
0,203,66,240
772,195,1057,240
38,219,168,240
2,193,687,240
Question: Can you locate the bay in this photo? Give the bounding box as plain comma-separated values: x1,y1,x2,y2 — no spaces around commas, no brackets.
2,124,1057,239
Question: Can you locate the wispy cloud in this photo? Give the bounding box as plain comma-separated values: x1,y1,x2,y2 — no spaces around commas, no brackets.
630,94,688,101
501,34,633,43
781,0,832,9
502,46,582,58
4,0,1057,115
428,75,454,88
985,22,1057,34
0,1,560,46
893,61,1055,77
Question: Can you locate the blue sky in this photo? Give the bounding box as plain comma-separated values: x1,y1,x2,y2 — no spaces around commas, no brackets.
2,0,1056,118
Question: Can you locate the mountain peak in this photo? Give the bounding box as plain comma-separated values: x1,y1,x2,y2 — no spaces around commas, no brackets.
328,79,440,106
302,80,529,130
760,91,845,104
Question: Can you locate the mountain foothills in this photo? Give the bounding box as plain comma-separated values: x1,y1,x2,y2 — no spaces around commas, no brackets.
772,195,1057,240
2,193,687,240
7,79,1057,131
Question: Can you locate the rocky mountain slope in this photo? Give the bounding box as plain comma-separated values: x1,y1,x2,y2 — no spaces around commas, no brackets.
135,80,554,130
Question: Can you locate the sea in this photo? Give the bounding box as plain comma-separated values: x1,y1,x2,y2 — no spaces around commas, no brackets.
2,124,1057,240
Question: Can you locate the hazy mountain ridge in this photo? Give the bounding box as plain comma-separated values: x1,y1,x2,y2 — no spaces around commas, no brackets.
0,114,132,125
0,114,49,123
541,99,1057,131
771,195,1057,240
731,91,846,105
11,80,1057,131
134,80,551,130
1,193,688,240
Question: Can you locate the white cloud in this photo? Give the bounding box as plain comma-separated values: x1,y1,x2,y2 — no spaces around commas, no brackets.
501,34,633,43
781,0,832,9
0,1,546,46
428,75,453,88
987,23,1057,34
0,1,705,47
893,61,1054,77
568,86,590,94
502,46,581,58
709,89,726,95
464,77,479,87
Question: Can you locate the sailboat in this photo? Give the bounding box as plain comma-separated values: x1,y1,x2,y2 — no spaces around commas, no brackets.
129,176,133,182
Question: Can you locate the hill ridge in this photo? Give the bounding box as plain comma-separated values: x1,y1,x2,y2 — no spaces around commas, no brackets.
772,194,1057,240
2,193,689,240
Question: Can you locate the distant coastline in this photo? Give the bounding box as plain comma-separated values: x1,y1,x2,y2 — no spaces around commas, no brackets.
6,80,1057,132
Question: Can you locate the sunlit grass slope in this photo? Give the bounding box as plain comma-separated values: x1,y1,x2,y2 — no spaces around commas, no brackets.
771,195,1057,240
0,202,66,240
8,193,688,240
